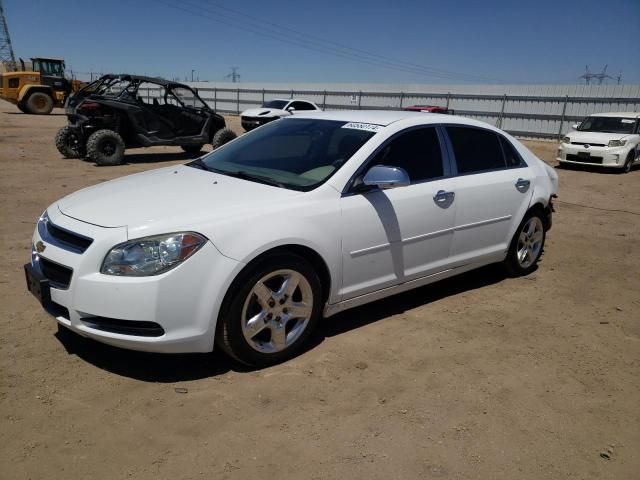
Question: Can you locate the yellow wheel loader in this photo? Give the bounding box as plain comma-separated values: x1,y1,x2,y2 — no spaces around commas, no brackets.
0,57,82,114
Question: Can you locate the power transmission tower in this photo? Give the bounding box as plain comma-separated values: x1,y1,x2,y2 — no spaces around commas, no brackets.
579,65,613,85
224,66,240,83
0,0,16,71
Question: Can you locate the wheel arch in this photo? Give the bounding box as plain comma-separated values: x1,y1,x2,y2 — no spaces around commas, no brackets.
227,244,332,306
18,84,54,103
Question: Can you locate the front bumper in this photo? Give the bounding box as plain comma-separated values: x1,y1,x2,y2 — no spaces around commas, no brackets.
25,206,242,353
556,143,629,168
241,115,278,132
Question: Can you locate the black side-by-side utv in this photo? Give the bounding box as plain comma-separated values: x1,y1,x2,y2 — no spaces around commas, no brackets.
55,74,237,165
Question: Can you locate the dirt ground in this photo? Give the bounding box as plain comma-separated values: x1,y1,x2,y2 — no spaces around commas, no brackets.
0,101,638,480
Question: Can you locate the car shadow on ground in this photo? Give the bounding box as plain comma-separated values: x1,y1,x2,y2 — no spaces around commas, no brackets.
55,264,512,382
4,112,67,116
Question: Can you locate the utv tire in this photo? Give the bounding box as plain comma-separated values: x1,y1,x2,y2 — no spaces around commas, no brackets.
216,252,322,367
211,128,237,149
26,92,54,115
181,144,204,154
86,129,126,166
55,126,85,158
503,210,546,277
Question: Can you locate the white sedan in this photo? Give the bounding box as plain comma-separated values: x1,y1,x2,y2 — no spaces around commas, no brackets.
557,112,640,173
240,98,320,131
25,111,558,366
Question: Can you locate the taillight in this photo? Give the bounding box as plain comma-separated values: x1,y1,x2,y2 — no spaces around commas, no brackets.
78,101,101,113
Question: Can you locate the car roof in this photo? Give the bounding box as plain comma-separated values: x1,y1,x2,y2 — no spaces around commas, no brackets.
590,112,640,118
290,109,478,127
268,98,316,104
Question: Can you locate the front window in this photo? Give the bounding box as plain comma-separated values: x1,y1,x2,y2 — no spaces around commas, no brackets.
577,117,637,134
262,100,288,109
192,119,377,191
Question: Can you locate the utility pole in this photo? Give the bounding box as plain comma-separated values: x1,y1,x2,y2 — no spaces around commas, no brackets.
0,0,17,71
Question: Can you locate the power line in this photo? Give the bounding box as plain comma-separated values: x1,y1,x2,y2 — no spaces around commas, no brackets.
196,0,508,83
154,0,513,83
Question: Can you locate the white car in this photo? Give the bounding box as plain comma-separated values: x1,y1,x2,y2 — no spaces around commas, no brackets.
557,112,640,173
25,111,558,366
241,98,320,131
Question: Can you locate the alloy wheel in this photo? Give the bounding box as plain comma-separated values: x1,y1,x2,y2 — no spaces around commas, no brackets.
241,269,313,354
517,217,544,268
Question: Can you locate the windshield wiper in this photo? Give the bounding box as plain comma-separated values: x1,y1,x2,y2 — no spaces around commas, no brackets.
224,170,286,188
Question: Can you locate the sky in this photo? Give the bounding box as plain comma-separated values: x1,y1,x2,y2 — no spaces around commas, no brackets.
3,0,640,85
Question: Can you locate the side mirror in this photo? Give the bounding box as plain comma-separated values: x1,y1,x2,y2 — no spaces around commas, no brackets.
362,165,410,190
571,123,579,130
286,106,296,112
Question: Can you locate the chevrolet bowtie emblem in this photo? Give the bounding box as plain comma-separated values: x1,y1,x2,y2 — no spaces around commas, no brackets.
35,241,46,253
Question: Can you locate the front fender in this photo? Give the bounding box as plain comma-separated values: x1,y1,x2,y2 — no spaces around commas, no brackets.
18,84,53,102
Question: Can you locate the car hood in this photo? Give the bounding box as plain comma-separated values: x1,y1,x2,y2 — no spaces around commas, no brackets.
57,165,299,232
241,108,290,118
567,131,630,143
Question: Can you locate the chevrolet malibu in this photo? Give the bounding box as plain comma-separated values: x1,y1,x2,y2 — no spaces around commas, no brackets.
25,111,558,366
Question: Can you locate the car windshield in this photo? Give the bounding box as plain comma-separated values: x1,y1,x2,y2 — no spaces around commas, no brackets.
262,100,288,109
577,117,637,134
171,87,208,109
192,119,377,191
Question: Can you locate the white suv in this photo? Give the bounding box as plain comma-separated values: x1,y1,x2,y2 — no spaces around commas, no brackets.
557,112,640,173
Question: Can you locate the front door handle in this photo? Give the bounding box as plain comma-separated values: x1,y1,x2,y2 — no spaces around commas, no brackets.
433,190,455,208
515,178,530,193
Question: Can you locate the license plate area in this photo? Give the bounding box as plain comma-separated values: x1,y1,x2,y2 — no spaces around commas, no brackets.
24,263,52,309
577,151,591,158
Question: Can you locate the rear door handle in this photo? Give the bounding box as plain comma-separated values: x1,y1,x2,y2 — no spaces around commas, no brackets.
433,190,455,208
515,178,530,193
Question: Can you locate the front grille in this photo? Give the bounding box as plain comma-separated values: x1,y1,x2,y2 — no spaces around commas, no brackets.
241,116,277,131
571,142,606,147
46,221,93,253
566,154,603,164
81,317,165,337
39,257,73,289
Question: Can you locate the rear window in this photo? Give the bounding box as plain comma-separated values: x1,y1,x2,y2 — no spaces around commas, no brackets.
446,127,506,174
499,136,527,168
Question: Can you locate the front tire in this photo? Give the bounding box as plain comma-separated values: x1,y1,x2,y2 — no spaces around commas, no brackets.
211,128,237,149
503,210,546,276
86,129,125,166
216,253,322,367
55,126,85,158
26,92,54,115
621,151,634,174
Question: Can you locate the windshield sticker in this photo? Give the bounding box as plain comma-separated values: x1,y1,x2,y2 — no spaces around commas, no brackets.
621,119,635,123
342,122,383,132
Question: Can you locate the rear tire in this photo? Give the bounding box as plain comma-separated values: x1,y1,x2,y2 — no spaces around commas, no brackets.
503,210,546,276
86,129,125,166
26,92,54,115
216,253,322,367
211,128,237,149
55,126,85,158
181,144,204,154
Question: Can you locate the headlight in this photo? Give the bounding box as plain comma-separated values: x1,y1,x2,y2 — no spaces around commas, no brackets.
101,232,207,276
562,136,571,144
608,139,626,147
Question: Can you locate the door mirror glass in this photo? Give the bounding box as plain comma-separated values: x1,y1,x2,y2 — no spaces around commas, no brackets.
362,165,410,189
